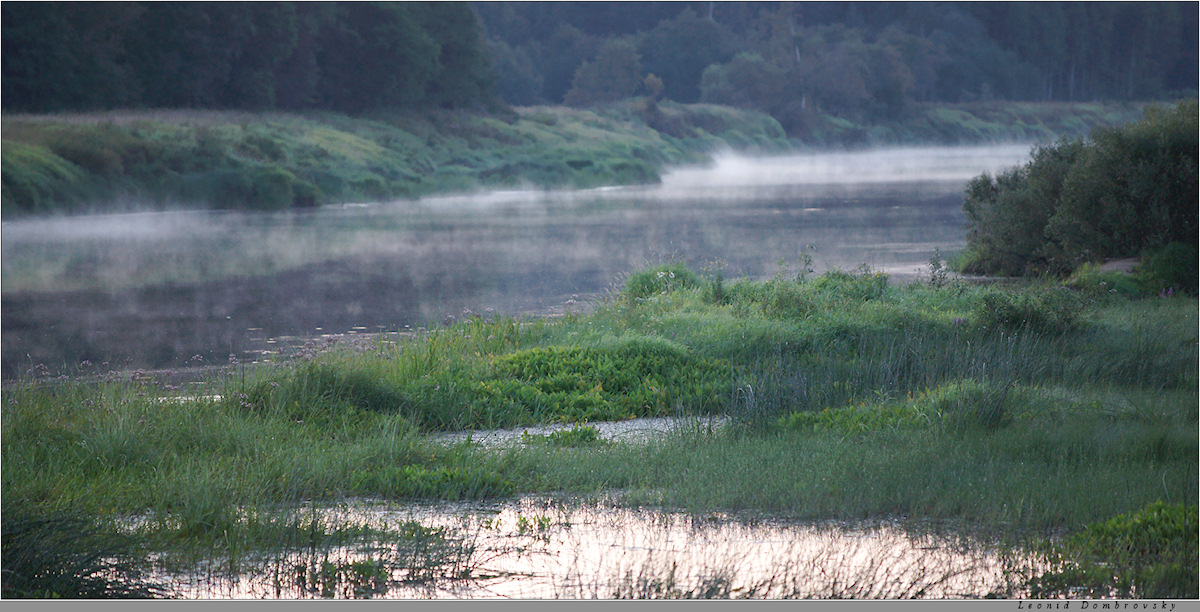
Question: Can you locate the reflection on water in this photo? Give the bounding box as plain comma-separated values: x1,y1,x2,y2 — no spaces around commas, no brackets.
1,145,1033,378
433,416,729,448
158,497,1033,599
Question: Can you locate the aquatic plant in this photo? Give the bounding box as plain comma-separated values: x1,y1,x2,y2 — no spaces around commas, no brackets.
521,424,607,447
1029,501,1199,598
1,504,171,599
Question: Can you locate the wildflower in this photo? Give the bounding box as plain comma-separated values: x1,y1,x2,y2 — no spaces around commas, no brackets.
669,271,675,279
952,317,966,326
657,271,666,279
229,353,239,365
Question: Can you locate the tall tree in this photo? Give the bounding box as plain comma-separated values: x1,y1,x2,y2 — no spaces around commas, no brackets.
636,7,735,103
564,39,643,107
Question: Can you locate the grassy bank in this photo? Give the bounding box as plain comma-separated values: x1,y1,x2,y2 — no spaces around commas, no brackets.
3,260,1196,596
0,103,788,217
762,100,1147,149
1,100,1146,218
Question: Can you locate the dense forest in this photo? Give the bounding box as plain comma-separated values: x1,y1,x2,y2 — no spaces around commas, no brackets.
2,2,496,114
4,2,1196,133
478,1,1197,133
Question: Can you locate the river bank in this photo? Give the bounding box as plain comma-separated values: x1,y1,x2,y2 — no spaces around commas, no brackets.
1,100,1145,218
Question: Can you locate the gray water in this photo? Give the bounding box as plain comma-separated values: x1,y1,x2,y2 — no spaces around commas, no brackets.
1,144,1032,379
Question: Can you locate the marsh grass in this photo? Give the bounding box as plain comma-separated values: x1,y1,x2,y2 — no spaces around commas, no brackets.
3,261,1196,597
1029,501,1199,598
2,503,172,598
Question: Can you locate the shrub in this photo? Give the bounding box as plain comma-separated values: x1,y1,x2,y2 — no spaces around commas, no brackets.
959,100,1198,277
1136,242,1198,296
972,286,1085,334
478,337,730,422
249,166,297,210
1030,501,1199,598
1064,263,1150,298
623,263,701,299
778,402,930,435
917,379,1014,432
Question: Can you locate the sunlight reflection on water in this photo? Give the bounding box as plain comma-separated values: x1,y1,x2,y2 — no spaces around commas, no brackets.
158,497,1034,599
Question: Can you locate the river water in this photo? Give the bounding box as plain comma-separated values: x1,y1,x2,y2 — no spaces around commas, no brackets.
1,144,1031,380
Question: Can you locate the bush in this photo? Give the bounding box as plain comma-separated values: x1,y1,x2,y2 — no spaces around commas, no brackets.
972,286,1085,334
959,100,1198,277
521,424,607,447
918,379,1014,432
477,337,731,422
1030,501,1199,598
1136,242,1198,296
1064,263,1151,298
623,263,701,299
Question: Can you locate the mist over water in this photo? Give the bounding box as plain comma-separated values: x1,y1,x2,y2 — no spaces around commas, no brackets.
1,145,1032,379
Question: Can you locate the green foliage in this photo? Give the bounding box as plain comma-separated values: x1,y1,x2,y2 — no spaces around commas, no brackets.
1136,242,1199,296
1031,502,1199,598
622,263,702,299
1065,264,1152,299
0,142,92,215
521,424,606,447
971,286,1086,334
726,266,888,320
1,103,785,217
918,379,1015,432
778,402,930,435
1,504,170,598
2,260,1197,587
960,100,1198,277
349,465,514,501
1,2,496,114
479,337,730,423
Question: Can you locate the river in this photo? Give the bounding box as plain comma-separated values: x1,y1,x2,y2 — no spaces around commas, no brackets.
1,144,1032,380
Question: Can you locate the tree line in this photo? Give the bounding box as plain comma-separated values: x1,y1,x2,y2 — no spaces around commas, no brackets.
2,2,495,114
3,2,1195,131
479,2,1197,132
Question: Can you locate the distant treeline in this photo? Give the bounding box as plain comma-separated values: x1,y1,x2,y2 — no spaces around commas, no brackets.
1,2,495,114
4,2,1195,127
478,2,1198,133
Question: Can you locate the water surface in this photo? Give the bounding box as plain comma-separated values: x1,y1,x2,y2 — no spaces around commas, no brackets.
159,497,1033,599
1,145,1032,378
